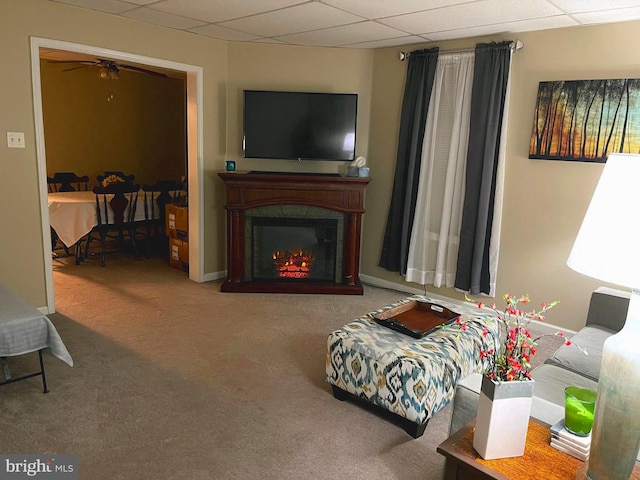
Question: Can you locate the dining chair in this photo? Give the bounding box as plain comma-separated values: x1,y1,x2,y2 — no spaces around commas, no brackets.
47,172,90,193
141,180,185,256
47,172,90,262
96,171,135,186
84,182,142,266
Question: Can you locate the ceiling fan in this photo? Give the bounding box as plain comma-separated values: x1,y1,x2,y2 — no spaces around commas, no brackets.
47,58,168,79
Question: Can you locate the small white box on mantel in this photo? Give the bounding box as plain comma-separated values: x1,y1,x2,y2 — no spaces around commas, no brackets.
346,156,369,177
345,166,370,177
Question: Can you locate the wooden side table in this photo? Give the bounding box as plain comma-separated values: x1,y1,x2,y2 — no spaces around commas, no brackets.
437,418,640,480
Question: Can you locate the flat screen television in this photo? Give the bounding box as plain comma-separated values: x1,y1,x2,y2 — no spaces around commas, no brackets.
243,90,357,161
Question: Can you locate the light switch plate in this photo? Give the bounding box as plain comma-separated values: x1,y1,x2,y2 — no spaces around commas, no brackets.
7,132,25,149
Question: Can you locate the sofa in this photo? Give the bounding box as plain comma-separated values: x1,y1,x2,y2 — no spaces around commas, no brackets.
448,286,631,437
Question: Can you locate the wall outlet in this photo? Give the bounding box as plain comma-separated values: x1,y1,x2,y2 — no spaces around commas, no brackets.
7,132,25,149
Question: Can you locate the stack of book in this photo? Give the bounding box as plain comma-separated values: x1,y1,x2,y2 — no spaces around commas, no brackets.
550,420,591,461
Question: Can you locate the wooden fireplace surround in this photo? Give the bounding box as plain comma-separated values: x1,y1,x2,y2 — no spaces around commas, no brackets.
218,171,371,294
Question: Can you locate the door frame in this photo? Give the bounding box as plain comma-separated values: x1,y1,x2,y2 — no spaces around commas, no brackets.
30,37,205,313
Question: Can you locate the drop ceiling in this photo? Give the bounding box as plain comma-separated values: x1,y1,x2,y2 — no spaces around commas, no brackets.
49,0,640,49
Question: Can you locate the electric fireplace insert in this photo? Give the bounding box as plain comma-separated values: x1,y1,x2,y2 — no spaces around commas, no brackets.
250,217,339,283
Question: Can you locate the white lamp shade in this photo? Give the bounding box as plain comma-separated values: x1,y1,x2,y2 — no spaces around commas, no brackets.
567,153,640,290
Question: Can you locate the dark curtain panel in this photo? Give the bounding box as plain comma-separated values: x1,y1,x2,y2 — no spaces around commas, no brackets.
455,41,512,294
379,47,439,273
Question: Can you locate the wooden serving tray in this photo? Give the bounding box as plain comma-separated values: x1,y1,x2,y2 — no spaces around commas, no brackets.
373,300,460,338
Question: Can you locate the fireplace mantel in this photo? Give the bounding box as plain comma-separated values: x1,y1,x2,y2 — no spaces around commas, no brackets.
218,172,371,294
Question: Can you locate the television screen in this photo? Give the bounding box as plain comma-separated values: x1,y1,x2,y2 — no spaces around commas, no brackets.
243,90,357,161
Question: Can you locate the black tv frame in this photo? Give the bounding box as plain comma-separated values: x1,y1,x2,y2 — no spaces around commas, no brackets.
242,90,358,162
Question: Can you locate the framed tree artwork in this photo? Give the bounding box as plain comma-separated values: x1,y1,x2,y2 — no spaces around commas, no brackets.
529,79,640,162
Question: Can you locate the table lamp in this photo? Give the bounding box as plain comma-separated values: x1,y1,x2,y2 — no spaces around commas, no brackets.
567,152,640,479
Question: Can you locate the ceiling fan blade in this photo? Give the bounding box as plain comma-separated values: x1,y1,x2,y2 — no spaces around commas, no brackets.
119,64,168,78
46,58,168,78
62,65,91,72
47,60,97,65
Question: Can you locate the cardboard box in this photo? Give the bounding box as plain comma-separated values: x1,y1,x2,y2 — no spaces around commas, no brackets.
169,237,189,272
166,204,188,240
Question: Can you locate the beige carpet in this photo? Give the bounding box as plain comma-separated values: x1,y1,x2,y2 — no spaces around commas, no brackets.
0,253,562,479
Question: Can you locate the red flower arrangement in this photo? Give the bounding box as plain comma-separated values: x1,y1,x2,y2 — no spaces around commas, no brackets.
460,293,587,382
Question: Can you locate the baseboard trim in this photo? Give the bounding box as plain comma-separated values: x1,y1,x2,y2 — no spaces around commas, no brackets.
360,274,461,305
360,274,424,295
203,270,226,283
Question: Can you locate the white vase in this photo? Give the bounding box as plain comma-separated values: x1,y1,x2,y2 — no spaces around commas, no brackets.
473,375,535,460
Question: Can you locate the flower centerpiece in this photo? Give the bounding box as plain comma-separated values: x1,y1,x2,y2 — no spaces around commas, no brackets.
454,292,587,460
460,293,586,382
101,174,126,188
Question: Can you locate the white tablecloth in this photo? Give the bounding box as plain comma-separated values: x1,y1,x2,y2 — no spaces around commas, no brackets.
0,283,73,367
48,191,96,247
48,191,153,247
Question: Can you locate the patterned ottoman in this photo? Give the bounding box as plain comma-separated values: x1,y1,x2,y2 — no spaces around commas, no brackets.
326,295,497,438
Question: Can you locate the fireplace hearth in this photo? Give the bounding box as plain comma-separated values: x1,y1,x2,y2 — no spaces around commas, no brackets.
218,171,370,294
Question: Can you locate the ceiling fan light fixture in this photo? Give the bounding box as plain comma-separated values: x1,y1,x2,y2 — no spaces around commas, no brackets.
98,63,120,80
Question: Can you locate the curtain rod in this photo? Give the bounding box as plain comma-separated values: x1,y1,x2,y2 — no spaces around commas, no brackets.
399,39,523,61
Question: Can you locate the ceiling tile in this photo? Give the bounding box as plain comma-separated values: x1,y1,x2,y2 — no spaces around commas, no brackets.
380,0,564,35
319,0,467,19
149,0,307,23
250,38,288,45
573,6,640,24
424,15,578,41
344,35,427,49
46,0,640,48
122,0,157,5
274,21,409,47
121,7,207,29
51,0,137,14
219,3,364,37
550,0,640,14
189,24,263,41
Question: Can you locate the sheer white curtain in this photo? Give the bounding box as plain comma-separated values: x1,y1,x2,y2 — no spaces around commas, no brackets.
405,52,475,287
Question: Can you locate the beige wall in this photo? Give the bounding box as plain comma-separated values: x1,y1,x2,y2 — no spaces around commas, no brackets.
364,25,640,331
41,59,186,186
2,0,637,331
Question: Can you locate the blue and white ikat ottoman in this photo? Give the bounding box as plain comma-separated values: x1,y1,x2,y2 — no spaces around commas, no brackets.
326,295,498,437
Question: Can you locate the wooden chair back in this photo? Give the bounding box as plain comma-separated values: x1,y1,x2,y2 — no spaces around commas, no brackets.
86,182,142,266
92,182,141,227
141,180,184,223
47,172,90,192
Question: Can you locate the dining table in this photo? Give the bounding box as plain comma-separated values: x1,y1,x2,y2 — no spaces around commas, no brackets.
47,190,154,249
48,191,97,248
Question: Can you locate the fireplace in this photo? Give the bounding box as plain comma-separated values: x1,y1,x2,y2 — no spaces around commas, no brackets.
218,171,370,294
247,208,343,283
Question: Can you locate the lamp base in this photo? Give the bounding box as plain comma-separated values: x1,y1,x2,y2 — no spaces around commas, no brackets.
583,289,640,480
577,460,640,480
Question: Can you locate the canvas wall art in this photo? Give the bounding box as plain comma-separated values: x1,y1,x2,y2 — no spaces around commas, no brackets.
529,79,640,162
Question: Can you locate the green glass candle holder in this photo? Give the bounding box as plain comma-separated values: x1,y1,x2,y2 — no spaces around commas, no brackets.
564,386,597,436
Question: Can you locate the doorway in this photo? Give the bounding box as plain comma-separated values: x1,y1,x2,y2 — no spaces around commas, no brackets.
30,37,204,313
